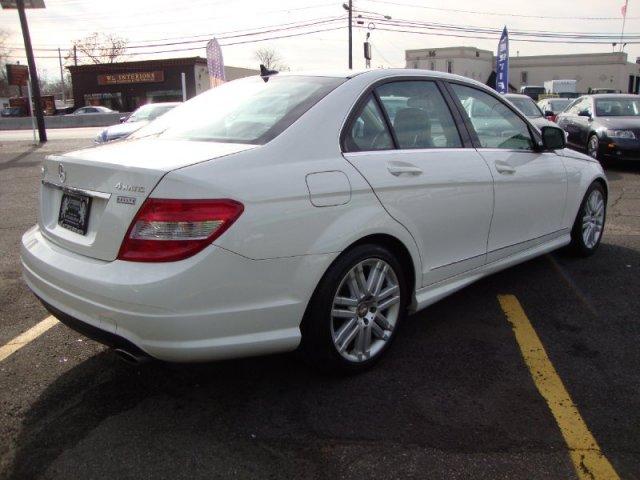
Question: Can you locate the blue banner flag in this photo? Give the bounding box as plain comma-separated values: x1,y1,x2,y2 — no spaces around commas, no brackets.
496,27,509,93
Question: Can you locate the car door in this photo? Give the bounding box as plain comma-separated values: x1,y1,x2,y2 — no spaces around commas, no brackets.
572,97,595,148
342,80,494,286
557,97,587,148
448,83,568,263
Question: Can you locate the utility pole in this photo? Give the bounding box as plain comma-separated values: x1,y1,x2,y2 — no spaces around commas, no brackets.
343,1,353,69
348,0,353,69
15,0,47,142
73,45,77,66
58,47,65,103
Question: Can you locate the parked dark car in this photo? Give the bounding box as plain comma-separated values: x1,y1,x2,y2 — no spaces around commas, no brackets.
556,94,640,161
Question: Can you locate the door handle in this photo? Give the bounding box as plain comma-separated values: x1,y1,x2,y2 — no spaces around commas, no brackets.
495,161,516,175
387,163,423,176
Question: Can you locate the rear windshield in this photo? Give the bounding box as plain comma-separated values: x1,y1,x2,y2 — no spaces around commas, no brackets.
131,75,346,144
128,104,176,122
508,97,543,118
548,99,571,112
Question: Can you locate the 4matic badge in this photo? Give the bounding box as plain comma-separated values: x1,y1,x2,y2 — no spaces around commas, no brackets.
114,182,145,194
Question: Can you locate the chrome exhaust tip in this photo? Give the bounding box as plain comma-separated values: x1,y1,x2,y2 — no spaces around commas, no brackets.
113,348,150,365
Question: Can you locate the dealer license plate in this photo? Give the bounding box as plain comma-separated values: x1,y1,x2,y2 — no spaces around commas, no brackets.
58,192,92,235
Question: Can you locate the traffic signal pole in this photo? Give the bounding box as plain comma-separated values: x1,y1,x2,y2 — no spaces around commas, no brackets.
16,0,47,142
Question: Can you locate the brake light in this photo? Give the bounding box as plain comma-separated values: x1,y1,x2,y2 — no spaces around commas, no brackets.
117,198,244,262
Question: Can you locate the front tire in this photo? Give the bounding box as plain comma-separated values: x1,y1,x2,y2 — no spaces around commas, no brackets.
300,244,408,373
587,134,600,161
568,182,606,256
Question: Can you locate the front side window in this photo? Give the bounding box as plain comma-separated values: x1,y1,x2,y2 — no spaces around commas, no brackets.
132,75,345,145
452,84,534,150
567,97,589,115
344,96,393,152
376,81,462,149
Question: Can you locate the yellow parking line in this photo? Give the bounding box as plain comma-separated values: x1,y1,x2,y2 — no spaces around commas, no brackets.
498,295,620,480
0,315,58,363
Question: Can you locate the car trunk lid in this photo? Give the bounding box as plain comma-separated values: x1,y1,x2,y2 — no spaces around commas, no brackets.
39,138,255,261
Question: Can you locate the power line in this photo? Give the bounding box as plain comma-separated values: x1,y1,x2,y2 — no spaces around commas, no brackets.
3,25,347,60
357,15,640,42
6,16,345,51
361,0,640,20
366,24,640,44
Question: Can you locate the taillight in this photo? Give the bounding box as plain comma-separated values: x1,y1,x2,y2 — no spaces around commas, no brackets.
117,198,244,262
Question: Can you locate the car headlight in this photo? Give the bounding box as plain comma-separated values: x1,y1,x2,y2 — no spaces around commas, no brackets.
605,129,636,139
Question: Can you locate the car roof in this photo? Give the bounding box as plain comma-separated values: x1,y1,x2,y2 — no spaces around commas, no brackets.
504,94,532,99
275,68,490,87
143,102,180,108
587,94,639,99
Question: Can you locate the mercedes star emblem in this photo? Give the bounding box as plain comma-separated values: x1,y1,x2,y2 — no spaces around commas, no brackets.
58,163,66,184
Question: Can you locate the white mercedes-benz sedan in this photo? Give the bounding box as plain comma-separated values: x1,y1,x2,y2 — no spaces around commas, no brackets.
21,69,607,372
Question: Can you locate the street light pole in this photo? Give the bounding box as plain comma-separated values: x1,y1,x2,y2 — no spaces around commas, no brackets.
15,0,47,142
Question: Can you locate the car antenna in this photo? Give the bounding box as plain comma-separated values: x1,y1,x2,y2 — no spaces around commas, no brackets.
260,64,278,82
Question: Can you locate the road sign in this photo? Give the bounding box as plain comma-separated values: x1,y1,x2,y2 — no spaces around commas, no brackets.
6,64,29,86
0,0,45,8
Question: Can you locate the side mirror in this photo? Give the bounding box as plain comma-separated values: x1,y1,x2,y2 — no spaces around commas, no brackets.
119,116,127,123
541,126,566,150
544,110,554,117
578,110,592,118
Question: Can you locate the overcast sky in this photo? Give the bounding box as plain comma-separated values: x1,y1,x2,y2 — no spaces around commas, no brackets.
1,0,638,80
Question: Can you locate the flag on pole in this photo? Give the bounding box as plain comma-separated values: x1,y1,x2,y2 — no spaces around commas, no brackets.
622,0,629,17
206,38,226,88
495,27,509,94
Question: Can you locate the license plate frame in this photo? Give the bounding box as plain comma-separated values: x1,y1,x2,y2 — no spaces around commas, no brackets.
58,192,92,235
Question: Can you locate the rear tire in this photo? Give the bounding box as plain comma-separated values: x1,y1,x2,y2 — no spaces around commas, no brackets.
300,244,409,374
567,182,606,257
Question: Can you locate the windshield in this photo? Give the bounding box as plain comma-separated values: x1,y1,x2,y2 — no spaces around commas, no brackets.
508,97,543,117
128,104,176,122
132,75,346,144
595,98,640,117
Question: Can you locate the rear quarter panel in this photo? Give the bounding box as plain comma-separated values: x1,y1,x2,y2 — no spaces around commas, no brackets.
151,76,423,289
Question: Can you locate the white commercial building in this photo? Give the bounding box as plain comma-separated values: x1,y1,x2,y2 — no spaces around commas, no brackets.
405,47,640,94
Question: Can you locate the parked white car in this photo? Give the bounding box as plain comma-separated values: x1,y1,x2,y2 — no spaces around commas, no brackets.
21,69,607,372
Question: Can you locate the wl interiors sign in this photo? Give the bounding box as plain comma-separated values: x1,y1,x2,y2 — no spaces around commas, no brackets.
97,71,164,85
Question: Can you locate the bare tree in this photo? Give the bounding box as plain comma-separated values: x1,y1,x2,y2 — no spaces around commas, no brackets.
0,29,14,97
254,47,287,71
66,32,127,65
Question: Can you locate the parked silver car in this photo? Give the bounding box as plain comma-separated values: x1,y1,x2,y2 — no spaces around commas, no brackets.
96,102,180,143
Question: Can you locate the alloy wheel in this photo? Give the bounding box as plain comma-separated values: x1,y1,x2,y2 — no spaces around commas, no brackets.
330,258,401,363
582,189,605,249
588,136,599,160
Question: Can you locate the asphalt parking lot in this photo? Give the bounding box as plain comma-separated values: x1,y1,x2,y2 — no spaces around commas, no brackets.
0,136,639,479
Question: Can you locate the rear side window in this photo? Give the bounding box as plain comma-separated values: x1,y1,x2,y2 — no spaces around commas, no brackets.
451,84,534,150
344,95,393,152
376,81,462,149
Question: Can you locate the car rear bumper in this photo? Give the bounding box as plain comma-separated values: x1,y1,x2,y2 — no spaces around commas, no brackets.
21,225,336,362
